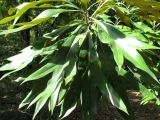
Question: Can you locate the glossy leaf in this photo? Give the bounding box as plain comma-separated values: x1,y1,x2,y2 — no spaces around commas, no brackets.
0,1,160,120
0,9,68,35
116,38,158,81
90,62,128,114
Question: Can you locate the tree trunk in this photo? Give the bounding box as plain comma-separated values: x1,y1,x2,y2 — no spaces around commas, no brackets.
21,0,30,47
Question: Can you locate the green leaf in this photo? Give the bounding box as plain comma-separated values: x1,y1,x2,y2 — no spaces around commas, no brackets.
80,0,90,8
119,68,160,106
59,77,80,119
0,1,38,24
133,22,154,33
116,38,158,81
121,38,159,50
60,101,77,119
33,80,62,119
0,46,39,71
8,7,17,15
65,60,77,85
24,63,55,82
94,19,126,69
97,25,114,44
43,27,70,41
111,42,124,70
81,70,98,120
28,62,68,105
90,62,128,114
139,84,159,105
0,9,68,35
27,62,69,119
95,19,114,44
124,31,148,42
48,82,61,115
97,14,112,23
0,0,64,25
0,46,41,80
94,19,158,82
94,18,125,41
19,78,48,109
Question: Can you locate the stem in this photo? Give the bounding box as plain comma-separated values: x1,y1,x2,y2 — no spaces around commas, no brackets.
87,1,99,11
83,7,90,28
84,11,89,26
91,1,107,17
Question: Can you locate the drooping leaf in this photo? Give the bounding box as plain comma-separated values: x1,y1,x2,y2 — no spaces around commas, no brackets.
0,9,68,35
95,19,159,82
111,42,124,70
0,46,41,80
90,62,128,114
33,80,62,119
115,38,158,81
24,63,55,82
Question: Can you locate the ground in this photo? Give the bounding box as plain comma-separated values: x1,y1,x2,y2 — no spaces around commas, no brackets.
0,87,160,120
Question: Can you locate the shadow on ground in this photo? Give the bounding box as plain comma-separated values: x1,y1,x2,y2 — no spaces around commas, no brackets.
0,89,160,120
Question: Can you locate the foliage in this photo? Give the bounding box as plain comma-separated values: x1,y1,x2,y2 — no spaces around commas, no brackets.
0,0,160,119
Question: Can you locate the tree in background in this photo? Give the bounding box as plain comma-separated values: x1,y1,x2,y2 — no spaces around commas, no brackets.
0,0,160,119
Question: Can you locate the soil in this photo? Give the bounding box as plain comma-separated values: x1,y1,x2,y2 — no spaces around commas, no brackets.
0,90,160,120
64,90,160,120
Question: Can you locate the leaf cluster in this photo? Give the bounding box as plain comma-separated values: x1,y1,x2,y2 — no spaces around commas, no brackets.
0,0,160,119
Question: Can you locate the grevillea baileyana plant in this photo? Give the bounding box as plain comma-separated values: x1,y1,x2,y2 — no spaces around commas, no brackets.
0,0,160,119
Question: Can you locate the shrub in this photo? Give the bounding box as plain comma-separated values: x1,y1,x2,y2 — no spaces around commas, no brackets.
0,0,160,119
